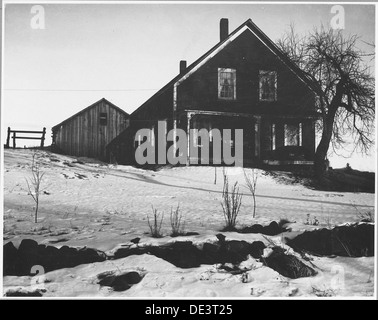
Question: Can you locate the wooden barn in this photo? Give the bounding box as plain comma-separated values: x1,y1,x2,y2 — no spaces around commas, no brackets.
107,19,319,166
52,98,129,161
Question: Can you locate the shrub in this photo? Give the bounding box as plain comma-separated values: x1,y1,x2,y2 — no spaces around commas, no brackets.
25,152,45,223
221,170,242,230
304,214,319,226
243,168,258,218
170,204,185,237
147,206,164,238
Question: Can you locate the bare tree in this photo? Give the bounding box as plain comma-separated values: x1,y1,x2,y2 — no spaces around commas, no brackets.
243,168,258,218
25,152,45,223
278,25,375,177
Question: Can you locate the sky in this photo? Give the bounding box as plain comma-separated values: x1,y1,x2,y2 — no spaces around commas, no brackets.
1,1,376,171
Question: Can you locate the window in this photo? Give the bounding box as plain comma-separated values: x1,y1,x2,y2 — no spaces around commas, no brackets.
194,132,202,148
271,123,276,150
192,119,213,147
259,70,277,101
218,68,236,100
137,134,142,146
284,123,302,146
254,122,260,157
100,113,107,125
149,125,155,147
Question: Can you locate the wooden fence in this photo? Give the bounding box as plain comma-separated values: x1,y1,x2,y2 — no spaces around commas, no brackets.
5,127,46,149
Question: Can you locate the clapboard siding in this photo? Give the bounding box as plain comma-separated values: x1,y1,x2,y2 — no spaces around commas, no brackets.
52,98,129,161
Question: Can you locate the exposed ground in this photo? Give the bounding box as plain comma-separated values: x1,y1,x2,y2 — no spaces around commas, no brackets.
266,167,375,193
2,149,376,298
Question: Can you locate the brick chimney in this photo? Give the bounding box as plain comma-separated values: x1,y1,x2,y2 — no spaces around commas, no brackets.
179,60,187,74
220,18,229,42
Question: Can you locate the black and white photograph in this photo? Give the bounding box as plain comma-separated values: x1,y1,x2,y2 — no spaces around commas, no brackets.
1,0,376,300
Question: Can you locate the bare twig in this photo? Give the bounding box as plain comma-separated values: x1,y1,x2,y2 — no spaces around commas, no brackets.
25,152,45,223
147,206,164,238
221,169,242,230
243,168,258,218
170,204,185,236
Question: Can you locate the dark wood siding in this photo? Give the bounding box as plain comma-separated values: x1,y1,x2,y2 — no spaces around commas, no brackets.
175,29,317,162
54,99,129,161
177,30,315,116
131,88,173,127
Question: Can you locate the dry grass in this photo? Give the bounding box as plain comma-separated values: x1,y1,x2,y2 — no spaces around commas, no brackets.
147,206,164,238
170,204,185,237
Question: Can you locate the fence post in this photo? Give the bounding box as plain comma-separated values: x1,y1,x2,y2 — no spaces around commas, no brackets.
41,127,46,148
6,127,11,148
12,132,16,149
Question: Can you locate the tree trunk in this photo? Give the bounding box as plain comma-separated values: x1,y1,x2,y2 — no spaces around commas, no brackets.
314,133,331,178
35,200,38,223
314,81,345,178
314,109,337,178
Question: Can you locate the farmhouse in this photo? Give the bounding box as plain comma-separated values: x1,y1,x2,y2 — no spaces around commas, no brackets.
52,98,129,161
107,18,319,166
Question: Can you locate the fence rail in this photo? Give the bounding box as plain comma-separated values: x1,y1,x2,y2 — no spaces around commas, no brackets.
5,127,46,149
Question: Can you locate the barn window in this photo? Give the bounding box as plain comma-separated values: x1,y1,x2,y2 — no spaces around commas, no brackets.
259,70,277,101
100,113,107,125
284,123,302,146
218,68,236,100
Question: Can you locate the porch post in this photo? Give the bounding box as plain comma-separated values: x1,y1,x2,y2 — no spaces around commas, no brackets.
186,112,194,166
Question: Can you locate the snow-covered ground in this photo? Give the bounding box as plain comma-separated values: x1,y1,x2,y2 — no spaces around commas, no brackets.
2,149,376,298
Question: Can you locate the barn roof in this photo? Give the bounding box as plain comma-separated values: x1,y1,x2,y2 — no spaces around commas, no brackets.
52,98,129,131
130,18,319,118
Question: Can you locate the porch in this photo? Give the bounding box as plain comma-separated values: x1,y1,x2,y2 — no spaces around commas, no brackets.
179,110,315,167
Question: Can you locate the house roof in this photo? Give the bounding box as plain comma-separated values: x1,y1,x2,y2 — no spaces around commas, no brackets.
52,98,129,131
130,18,319,118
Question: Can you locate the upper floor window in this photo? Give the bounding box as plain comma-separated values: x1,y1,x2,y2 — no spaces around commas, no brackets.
218,68,236,100
259,70,277,101
100,113,107,125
